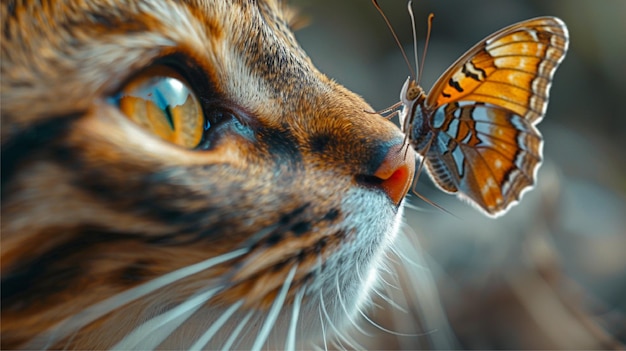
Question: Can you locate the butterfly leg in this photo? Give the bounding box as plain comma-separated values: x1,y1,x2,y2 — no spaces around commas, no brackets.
408,137,458,217
364,101,403,119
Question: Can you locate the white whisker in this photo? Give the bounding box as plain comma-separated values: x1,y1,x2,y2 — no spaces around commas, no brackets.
285,288,305,351
352,263,378,311
372,283,408,313
393,233,461,348
113,287,221,350
220,310,254,351
381,249,403,270
354,259,404,313
334,272,371,337
318,303,328,351
250,264,298,351
318,290,339,335
60,326,79,351
390,239,428,272
356,305,427,337
32,248,248,350
374,267,399,292
376,259,404,295
333,329,365,351
319,290,347,349
319,289,365,350
357,237,437,338
189,300,244,351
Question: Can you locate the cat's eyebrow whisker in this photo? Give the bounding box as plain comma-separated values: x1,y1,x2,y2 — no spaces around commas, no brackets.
220,310,254,351
250,264,298,351
285,287,305,351
113,287,222,350
28,248,247,350
189,299,244,351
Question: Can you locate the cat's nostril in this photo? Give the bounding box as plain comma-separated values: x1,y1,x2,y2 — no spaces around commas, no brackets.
371,142,416,206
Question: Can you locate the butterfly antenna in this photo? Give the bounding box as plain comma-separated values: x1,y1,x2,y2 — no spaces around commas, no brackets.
372,0,415,78
411,137,460,219
407,1,419,81
417,13,435,86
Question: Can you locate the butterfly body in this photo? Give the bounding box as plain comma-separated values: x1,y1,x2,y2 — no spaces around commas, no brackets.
399,17,569,217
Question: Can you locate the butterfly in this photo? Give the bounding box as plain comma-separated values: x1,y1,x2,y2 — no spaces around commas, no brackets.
392,15,569,217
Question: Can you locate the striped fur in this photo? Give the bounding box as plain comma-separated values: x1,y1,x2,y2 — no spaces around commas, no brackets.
1,0,412,349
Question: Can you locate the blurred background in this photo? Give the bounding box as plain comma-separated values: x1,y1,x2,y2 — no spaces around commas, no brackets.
292,0,625,349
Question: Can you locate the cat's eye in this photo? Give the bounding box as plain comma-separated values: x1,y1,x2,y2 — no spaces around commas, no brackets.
113,66,206,149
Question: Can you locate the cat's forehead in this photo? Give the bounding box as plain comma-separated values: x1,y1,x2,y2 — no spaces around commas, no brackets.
1,0,310,129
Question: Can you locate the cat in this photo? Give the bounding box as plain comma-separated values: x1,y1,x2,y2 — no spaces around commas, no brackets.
1,0,417,349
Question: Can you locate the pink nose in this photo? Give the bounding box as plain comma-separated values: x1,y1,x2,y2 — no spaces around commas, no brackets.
373,143,415,206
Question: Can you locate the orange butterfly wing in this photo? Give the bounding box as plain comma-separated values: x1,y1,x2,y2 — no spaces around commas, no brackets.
419,17,568,216
424,103,543,214
426,17,569,122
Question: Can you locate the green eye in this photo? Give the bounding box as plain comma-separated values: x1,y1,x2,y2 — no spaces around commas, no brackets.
114,65,205,149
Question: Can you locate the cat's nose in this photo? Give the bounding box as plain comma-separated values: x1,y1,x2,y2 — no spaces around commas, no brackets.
372,142,415,206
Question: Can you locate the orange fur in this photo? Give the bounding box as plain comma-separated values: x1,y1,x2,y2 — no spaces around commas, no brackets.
1,0,414,349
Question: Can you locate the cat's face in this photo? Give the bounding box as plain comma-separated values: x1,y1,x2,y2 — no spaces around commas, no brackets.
1,0,415,349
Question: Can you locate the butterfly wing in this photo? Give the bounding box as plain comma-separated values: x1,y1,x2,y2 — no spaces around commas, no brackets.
425,102,542,215
421,17,568,216
426,16,569,122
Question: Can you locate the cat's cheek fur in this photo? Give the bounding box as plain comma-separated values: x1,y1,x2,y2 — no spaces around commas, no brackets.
138,190,405,350
1,0,415,349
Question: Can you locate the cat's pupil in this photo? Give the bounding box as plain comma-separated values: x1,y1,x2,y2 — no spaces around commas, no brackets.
114,66,205,149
